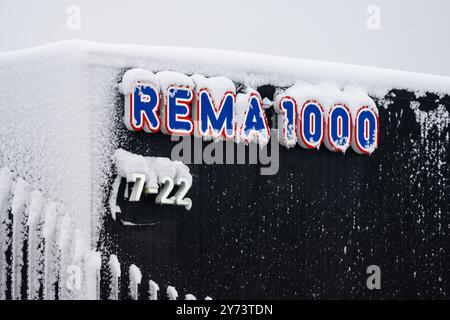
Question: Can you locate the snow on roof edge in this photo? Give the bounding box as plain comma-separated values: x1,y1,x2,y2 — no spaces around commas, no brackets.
1,39,450,98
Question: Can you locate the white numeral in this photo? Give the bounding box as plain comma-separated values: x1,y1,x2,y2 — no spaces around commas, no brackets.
155,176,175,205
127,173,146,202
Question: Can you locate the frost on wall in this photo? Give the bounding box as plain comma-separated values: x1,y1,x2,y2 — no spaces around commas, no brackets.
110,148,194,221
274,83,378,152
11,178,29,300
148,280,159,300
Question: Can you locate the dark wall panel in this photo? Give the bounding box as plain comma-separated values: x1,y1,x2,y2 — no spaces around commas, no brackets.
102,86,450,299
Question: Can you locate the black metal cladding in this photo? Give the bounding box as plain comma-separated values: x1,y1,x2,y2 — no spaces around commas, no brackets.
101,83,450,299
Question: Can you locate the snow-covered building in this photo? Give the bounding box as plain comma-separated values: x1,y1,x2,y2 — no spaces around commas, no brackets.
0,40,449,299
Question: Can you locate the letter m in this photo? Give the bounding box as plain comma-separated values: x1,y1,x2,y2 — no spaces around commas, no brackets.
198,89,235,139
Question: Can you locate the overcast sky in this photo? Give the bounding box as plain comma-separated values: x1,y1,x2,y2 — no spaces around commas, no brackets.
1,0,449,76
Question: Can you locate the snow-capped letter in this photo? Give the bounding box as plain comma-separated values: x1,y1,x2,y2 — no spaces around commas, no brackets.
125,84,161,132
